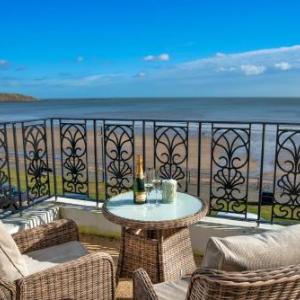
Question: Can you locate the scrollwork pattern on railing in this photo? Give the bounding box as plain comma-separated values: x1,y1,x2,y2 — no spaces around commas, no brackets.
154,125,188,191
0,127,8,189
0,126,11,211
274,129,300,220
60,123,88,195
104,124,134,196
210,127,250,215
24,123,50,202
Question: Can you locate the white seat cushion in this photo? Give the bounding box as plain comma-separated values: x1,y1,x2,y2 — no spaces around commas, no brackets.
0,220,28,281
154,278,190,300
202,224,300,271
23,241,88,275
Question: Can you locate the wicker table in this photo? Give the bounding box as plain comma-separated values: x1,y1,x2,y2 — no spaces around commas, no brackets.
103,191,207,283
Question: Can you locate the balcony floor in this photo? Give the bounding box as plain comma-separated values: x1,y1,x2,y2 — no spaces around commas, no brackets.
80,233,202,300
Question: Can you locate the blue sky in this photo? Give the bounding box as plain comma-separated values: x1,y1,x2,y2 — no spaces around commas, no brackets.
1,0,300,98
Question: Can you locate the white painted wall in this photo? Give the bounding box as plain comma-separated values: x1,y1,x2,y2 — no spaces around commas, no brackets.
2,196,283,255
56,197,283,255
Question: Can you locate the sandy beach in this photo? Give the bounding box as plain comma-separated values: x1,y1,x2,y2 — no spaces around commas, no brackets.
1,121,276,207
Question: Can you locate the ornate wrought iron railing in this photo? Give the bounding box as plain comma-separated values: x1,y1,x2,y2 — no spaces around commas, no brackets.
1,117,300,224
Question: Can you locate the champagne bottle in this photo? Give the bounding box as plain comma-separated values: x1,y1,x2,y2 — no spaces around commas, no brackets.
134,155,146,204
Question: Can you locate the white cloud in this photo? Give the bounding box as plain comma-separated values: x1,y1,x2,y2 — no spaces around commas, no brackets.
45,73,126,87
274,62,292,71
180,45,300,72
3,45,300,96
0,59,9,69
76,56,84,63
143,53,170,62
241,64,266,76
135,71,146,78
217,66,237,72
139,45,300,95
215,52,226,58
229,45,300,58
144,55,155,61
158,53,170,61
148,45,300,84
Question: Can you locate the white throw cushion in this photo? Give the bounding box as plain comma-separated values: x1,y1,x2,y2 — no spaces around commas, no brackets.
23,241,88,275
154,278,189,300
0,220,28,281
1,203,60,234
202,224,300,271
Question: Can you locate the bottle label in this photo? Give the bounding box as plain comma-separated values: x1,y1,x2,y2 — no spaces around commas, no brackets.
134,155,146,204
134,191,146,203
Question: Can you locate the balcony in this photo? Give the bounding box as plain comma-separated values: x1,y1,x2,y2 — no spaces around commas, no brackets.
1,117,300,299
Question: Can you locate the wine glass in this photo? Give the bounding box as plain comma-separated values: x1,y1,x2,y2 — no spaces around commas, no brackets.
145,168,154,205
152,170,161,205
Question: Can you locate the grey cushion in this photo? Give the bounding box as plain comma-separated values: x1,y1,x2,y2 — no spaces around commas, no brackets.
202,224,300,271
154,278,190,300
23,241,88,275
0,220,28,281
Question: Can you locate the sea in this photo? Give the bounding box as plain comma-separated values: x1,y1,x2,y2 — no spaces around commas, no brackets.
0,97,300,123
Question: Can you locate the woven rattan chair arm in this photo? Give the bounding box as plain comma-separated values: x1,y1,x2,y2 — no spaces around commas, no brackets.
16,252,115,300
0,278,16,300
192,265,300,282
12,219,79,254
186,265,300,300
133,268,158,300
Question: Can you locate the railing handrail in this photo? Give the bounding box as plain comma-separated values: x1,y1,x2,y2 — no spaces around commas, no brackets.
2,117,300,126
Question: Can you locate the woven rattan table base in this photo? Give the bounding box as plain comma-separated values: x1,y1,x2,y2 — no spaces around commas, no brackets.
117,226,196,284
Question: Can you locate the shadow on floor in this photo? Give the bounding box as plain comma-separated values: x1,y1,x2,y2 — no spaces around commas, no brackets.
80,233,202,300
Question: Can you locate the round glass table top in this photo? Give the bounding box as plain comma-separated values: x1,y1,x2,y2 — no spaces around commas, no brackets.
103,191,206,229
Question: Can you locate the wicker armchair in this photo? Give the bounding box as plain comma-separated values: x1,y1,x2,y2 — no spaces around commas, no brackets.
0,219,115,300
133,264,300,300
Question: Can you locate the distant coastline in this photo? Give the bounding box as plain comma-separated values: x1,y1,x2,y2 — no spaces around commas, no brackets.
0,93,37,102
